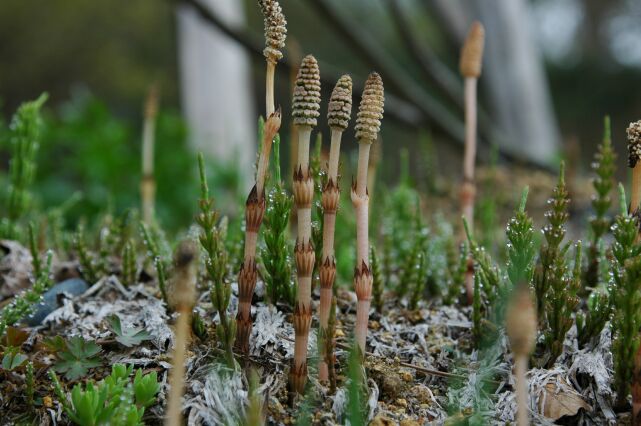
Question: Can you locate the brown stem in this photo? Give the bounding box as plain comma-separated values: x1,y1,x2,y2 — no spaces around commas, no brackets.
514,354,529,426
353,141,373,352
266,60,276,117
165,307,191,426
318,128,343,382
462,76,478,305
141,89,158,224
256,109,281,196
140,175,156,225
291,125,314,394
235,112,280,354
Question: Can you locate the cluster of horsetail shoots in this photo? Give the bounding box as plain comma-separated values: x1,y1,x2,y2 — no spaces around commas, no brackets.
290,54,321,394
141,84,159,224
459,21,485,304
318,74,353,382
165,241,198,426
506,283,537,426
352,72,384,353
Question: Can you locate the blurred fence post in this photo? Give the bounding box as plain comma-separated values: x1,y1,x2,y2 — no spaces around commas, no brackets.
176,0,254,184
432,0,559,165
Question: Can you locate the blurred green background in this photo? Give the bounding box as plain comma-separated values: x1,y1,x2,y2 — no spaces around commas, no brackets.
1,0,640,231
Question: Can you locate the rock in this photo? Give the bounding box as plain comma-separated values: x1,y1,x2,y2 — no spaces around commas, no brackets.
381,372,403,400
401,371,413,382
411,384,433,404
370,414,395,426
24,278,89,326
0,240,32,300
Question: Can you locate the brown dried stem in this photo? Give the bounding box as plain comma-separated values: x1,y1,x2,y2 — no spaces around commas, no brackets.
165,241,198,426
235,111,281,354
506,284,537,426
459,21,485,305
141,84,159,224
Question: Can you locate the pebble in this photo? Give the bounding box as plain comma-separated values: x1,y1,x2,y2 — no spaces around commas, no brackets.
396,398,408,407
370,414,396,426
401,371,413,382
25,278,88,326
381,372,403,399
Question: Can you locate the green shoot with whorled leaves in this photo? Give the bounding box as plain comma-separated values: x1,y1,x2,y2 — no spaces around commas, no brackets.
533,163,569,324
610,184,641,408
261,134,295,307
0,94,48,240
196,153,236,367
586,116,616,288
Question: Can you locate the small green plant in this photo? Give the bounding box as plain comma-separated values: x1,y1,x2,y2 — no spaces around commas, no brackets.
50,363,160,426
28,221,43,278
74,224,100,284
2,346,28,370
345,343,367,426
370,247,384,313
533,163,569,324
121,239,137,286
196,153,236,367
26,361,35,409
397,222,427,299
543,241,581,367
46,336,102,381
443,242,468,305
577,290,611,348
191,311,208,341
610,184,641,409
325,297,338,394
465,219,503,333
140,222,169,303
586,116,616,288
505,188,536,288
465,188,533,345
132,368,161,409
243,369,264,426
261,135,295,307
107,315,152,348
472,273,482,344
0,252,53,337
0,93,48,240
408,252,426,310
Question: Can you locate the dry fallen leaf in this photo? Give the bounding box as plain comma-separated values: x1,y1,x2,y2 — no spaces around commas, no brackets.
540,378,591,420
